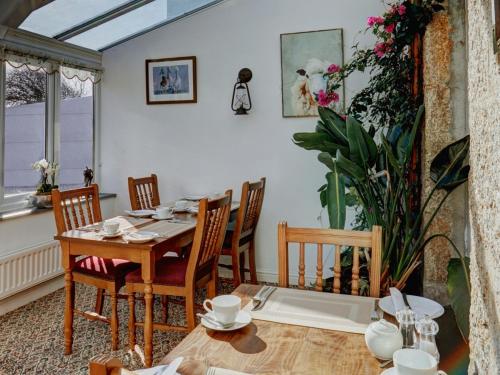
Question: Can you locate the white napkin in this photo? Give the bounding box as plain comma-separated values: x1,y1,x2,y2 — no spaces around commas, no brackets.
389,287,407,312
207,368,251,375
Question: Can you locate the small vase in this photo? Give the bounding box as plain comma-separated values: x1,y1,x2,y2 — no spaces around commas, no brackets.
30,192,53,208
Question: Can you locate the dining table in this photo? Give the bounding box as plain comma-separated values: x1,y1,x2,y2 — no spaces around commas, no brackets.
160,284,384,374
55,200,240,368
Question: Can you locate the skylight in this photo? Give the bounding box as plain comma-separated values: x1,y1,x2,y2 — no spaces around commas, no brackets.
18,0,222,52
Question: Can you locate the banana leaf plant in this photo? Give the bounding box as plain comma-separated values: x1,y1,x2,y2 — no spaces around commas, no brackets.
293,105,470,292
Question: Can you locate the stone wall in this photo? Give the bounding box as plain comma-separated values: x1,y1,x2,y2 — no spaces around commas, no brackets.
467,0,500,372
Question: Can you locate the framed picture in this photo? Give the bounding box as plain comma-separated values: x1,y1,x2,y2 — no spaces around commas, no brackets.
146,56,197,104
281,29,344,118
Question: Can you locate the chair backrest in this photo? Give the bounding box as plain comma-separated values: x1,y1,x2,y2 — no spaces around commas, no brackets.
186,191,233,284
231,177,266,246
128,174,160,210
277,222,382,298
52,184,102,235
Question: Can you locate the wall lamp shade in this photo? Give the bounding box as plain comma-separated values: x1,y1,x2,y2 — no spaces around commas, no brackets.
231,68,252,115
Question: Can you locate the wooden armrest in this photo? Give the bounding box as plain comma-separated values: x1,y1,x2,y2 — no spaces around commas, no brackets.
89,355,124,375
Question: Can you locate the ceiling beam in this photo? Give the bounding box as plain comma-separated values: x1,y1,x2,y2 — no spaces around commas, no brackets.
0,0,54,28
54,0,153,41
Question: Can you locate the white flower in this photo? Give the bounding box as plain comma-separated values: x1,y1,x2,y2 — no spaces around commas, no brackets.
39,159,49,169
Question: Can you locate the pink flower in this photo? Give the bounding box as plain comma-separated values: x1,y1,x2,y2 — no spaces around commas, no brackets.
374,42,389,58
397,5,406,15
385,23,395,34
327,64,341,74
367,16,385,27
316,90,339,107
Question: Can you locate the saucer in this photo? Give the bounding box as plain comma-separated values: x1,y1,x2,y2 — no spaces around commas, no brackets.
100,230,123,238
125,209,156,218
380,367,396,375
152,214,174,220
200,311,251,332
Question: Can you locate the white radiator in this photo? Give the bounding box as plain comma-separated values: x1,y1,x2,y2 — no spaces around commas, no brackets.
0,241,62,300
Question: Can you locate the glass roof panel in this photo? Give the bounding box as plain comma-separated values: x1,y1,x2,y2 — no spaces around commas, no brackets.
19,0,133,38
66,0,216,51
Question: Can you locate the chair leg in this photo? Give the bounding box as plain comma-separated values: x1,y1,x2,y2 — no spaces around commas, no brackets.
249,240,258,284
231,250,241,287
161,296,169,323
128,292,136,350
95,288,105,315
185,290,196,332
239,252,246,284
110,290,119,351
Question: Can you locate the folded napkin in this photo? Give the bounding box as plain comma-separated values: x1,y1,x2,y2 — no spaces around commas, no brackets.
207,368,251,375
389,287,407,312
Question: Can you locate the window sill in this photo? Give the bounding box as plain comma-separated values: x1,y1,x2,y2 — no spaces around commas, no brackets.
0,193,117,221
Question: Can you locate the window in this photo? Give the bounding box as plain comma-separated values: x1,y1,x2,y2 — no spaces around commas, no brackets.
3,63,47,197
59,73,94,190
0,62,97,210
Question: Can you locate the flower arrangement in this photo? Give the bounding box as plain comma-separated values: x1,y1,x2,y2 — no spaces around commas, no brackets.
32,158,59,194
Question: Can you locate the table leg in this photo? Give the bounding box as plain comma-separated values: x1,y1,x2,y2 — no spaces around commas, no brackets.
142,252,155,367
61,242,75,355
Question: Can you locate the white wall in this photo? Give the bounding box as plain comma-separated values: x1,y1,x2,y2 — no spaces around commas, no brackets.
100,0,385,281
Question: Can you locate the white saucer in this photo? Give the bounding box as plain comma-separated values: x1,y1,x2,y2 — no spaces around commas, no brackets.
123,231,159,243
380,367,396,375
125,209,156,218
152,214,174,220
379,295,444,319
100,230,123,238
200,311,251,332
184,195,206,201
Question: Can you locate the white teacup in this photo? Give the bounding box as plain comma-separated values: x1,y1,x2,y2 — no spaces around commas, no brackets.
203,295,241,324
103,221,119,235
156,207,172,219
393,349,447,375
174,200,189,210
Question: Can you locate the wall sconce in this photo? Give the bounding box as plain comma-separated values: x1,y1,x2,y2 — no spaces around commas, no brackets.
231,68,252,115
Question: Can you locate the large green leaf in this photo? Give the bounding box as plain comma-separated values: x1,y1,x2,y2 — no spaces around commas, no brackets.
318,107,349,146
447,257,470,341
346,116,377,168
430,135,470,191
335,150,367,181
293,132,349,157
318,152,336,172
326,169,346,229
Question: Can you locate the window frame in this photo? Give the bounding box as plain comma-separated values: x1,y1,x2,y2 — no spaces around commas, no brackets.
0,62,99,211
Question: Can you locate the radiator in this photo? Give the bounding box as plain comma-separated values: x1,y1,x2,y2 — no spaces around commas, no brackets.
0,241,62,300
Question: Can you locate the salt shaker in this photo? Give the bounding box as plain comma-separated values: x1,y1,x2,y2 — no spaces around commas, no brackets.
395,307,417,349
416,315,440,362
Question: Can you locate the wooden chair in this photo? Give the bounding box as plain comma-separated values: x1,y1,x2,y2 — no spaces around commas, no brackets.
52,184,139,350
126,191,233,358
277,222,382,297
128,174,160,210
219,178,265,287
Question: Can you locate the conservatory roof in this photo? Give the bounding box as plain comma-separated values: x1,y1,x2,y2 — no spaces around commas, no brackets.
15,0,222,51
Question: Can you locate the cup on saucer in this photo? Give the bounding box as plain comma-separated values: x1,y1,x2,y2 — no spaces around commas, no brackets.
103,221,120,235
203,295,241,325
393,349,447,375
156,206,172,219
174,200,189,211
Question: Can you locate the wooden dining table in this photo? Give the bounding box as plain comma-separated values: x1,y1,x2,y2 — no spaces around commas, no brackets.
160,284,383,374
55,201,239,368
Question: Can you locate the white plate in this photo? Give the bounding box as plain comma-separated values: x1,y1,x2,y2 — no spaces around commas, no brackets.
187,206,198,214
152,214,174,220
380,367,396,375
123,231,159,243
184,195,206,201
379,295,444,319
200,311,251,332
125,209,156,218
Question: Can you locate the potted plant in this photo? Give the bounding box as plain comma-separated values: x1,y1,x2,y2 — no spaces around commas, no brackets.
30,158,59,208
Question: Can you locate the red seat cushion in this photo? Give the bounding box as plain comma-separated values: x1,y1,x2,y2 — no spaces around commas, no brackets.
74,256,139,281
126,257,188,286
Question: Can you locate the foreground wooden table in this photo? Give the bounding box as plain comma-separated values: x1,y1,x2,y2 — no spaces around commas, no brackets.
56,202,239,368
161,284,382,374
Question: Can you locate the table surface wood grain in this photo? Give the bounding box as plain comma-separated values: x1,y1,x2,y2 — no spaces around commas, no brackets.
161,284,384,375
